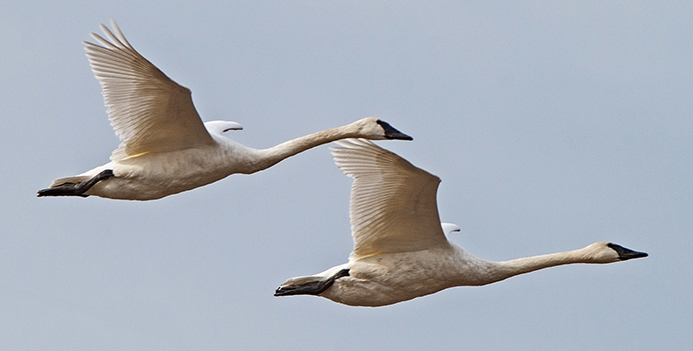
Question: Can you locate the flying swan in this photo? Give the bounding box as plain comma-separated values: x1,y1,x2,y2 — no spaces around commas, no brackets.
274,139,648,307
37,21,412,200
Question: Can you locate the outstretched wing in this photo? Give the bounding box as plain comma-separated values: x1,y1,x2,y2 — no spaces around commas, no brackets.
330,139,449,261
84,20,214,161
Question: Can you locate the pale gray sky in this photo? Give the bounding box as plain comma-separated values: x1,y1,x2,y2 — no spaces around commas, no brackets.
2,1,691,350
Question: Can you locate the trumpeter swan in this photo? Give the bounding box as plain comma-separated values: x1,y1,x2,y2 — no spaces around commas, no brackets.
37,21,412,201
274,139,648,307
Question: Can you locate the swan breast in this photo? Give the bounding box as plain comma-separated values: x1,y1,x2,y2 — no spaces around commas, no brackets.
322,247,482,306
87,144,242,199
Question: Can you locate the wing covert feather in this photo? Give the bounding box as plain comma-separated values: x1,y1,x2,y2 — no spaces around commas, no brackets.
84,20,214,160
330,139,449,260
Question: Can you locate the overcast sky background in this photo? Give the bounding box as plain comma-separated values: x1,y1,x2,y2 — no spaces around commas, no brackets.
1,1,691,350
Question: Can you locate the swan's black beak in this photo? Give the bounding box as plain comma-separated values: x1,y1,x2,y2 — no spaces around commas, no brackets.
607,243,649,261
377,120,413,141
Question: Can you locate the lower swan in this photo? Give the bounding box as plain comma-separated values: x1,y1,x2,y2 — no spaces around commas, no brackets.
274,139,648,307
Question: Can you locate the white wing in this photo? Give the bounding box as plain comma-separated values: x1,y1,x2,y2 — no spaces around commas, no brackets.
84,20,214,161
330,139,450,261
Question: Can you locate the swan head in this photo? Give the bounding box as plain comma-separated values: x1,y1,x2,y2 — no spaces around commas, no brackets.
441,222,461,235
353,117,413,141
581,242,648,263
204,120,243,136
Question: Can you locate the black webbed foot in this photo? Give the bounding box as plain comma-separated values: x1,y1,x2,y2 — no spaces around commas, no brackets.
274,269,350,297
37,169,114,197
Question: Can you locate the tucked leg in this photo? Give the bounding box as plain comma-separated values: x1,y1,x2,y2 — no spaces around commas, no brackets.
37,169,114,197
274,269,350,297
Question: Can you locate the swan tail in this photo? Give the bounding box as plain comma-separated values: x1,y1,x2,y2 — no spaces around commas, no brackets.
274,269,350,297
37,169,114,197
48,175,93,188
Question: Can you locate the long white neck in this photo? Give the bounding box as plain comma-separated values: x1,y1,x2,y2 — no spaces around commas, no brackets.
498,249,587,278
477,248,596,285
241,123,364,174
448,246,601,287
448,241,645,287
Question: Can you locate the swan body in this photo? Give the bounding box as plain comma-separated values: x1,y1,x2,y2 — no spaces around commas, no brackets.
38,21,412,201
274,139,648,307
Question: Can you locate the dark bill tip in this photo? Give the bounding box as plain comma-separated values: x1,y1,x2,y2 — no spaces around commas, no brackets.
607,243,649,261
377,120,413,141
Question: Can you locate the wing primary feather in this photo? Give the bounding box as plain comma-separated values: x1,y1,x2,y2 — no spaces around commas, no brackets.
330,139,449,260
83,20,214,160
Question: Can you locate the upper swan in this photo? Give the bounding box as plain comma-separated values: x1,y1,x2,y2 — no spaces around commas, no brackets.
274,139,647,307
37,21,412,200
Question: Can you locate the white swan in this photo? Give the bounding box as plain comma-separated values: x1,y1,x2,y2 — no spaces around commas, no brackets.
37,21,412,201
274,139,648,307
